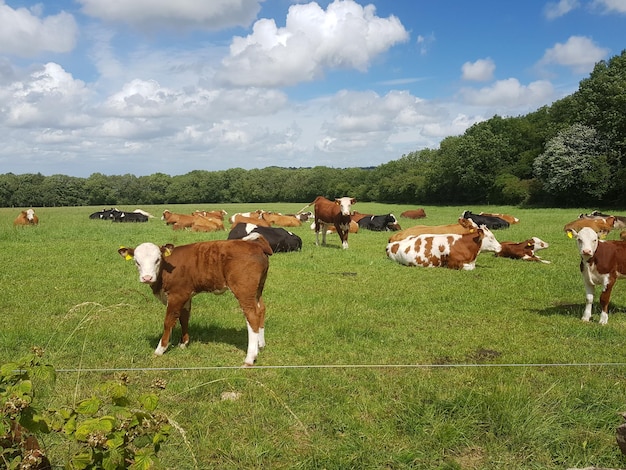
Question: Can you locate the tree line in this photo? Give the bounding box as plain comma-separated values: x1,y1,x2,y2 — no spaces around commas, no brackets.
2,50,625,209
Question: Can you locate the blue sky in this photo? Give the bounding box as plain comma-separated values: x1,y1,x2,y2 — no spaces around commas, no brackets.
0,0,624,177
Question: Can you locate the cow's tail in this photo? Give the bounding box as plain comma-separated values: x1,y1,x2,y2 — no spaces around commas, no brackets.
243,232,273,256
296,202,314,214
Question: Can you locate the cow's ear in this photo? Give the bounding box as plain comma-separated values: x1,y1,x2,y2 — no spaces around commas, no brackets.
527,241,532,247
567,230,574,239
118,246,134,260
161,243,175,257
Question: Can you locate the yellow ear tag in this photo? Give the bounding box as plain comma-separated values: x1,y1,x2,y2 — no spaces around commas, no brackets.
567,232,573,239
164,247,173,257
125,254,133,261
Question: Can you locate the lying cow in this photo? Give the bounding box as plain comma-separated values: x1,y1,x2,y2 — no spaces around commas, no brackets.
388,217,477,243
13,209,39,226
111,210,148,222
118,235,272,366
479,212,519,224
400,209,426,219
357,214,401,231
564,217,614,238
496,237,550,263
229,223,302,253
579,211,626,229
572,226,626,325
386,226,501,270
461,210,509,230
261,212,302,227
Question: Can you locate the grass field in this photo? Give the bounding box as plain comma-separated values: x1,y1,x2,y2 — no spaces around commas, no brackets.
2,203,626,469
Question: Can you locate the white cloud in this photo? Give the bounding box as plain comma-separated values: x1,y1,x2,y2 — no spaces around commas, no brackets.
459,78,555,109
0,2,77,57
538,35,609,73
591,0,626,14
461,58,495,82
77,0,262,31
216,0,409,87
544,0,580,19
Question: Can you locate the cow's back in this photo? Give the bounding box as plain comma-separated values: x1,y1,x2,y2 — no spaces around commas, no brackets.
593,240,626,276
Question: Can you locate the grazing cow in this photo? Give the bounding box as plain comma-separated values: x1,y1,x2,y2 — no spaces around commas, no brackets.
572,226,626,325
461,211,509,230
496,237,550,263
400,209,427,219
311,196,356,249
388,217,478,243
13,209,39,226
118,235,272,365
357,214,401,231
229,223,302,253
386,226,501,270
579,211,626,229
111,211,148,222
261,212,302,227
564,217,614,238
193,209,228,220
479,212,519,224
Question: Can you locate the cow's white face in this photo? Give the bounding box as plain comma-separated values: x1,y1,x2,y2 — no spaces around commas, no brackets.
132,242,164,284
575,227,598,259
26,209,35,220
335,197,354,216
531,237,549,251
478,226,501,253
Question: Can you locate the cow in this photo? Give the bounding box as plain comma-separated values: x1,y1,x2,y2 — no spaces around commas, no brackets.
564,217,614,238
571,226,626,325
289,211,313,222
461,211,509,230
133,209,154,218
400,209,427,219
261,212,302,227
496,237,550,263
357,214,401,231
479,212,519,224
228,211,263,224
579,211,626,229
190,215,225,232
350,211,373,223
231,214,272,227
193,209,228,220
388,217,478,243
111,211,148,223
89,208,119,220
228,223,302,253
310,196,356,249
13,209,39,226
386,226,501,270
118,234,272,366
162,210,192,227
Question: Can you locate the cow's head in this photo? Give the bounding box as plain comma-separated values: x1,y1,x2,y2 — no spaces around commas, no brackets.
335,197,356,216
477,226,501,254
531,237,549,251
118,243,174,284
386,214,401,231
26,209,35,220
573,227,598,259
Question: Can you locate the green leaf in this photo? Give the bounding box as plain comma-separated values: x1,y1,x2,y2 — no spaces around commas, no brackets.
129,448,158,470
139,393,159,412
75,416,115,441
76,396,101,415
69,451,93,470
0,362,19,377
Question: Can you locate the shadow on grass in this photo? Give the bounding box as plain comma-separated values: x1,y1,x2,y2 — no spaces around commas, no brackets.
532,302,626,319
146,323,248,353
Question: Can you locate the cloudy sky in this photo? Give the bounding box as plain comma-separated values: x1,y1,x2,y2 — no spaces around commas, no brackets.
0,0,624,177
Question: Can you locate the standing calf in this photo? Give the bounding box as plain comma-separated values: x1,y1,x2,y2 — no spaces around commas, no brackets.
572,227,626,325
119,235,272,366
312,196,356,249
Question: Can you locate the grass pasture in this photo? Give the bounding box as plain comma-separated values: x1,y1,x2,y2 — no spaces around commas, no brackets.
2,203,626,469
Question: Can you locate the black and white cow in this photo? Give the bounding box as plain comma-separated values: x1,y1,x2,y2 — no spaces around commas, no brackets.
228,223,302,253
461,211,509,230
357,214,401,231
89,208,119,220
110,210,149,223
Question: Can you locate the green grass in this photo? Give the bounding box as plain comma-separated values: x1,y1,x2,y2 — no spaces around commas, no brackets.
2,203,626,469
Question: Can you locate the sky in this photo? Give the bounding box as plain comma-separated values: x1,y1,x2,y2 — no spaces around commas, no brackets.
0,0,624,177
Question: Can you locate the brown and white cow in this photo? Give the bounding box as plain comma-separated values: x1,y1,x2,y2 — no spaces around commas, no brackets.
190,215,225,232
118,235,272,366
388,217,477,243
311,196,356,249
231,214,272,227
14,209,39,226
386,226,501,270
261,212,302,227
564,217,615,238
400,209,427,219
192,209,228,220
572,226,626,325
496,237,550,263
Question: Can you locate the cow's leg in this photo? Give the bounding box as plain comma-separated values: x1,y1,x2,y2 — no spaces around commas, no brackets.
257,297,266,349
155,300,184,355
179,299,192,349
315,222,321,246
236,294,264,366
598,276,616,325
581,278,595,322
